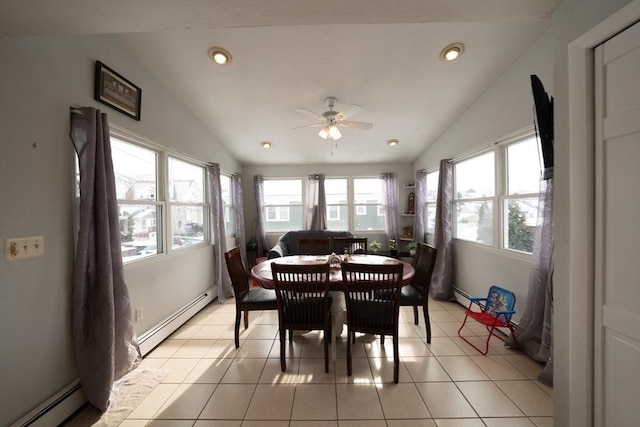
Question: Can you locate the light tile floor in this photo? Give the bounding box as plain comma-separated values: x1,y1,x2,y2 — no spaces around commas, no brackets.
65,297,553,426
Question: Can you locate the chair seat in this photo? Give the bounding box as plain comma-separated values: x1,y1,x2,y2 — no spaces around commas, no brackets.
242,287,277,306
465,310,510,327
399,284,422,303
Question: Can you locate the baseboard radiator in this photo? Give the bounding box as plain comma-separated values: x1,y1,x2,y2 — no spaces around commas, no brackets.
10,286,217,427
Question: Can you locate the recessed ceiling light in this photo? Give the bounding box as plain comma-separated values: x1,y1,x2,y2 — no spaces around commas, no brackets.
261,141,272,148
440,42,465,62
208,47,232,65
387,139,399,146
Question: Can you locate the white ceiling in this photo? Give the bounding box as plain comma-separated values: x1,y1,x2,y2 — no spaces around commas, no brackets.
0,0,561,165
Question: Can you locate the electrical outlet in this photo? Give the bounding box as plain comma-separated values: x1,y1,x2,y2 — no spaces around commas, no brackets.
135,307,143,322
4,236,44,261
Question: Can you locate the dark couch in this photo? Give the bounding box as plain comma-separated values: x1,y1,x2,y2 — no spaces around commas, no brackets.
267,230,356,259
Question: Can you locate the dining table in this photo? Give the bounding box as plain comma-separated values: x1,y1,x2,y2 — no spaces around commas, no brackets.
250,254,415,360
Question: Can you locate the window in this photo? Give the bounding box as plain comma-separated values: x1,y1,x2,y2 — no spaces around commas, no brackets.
168,156,206,250
111,137,162,261
220,174,235,236
503,137,542,253
353,178,385,231
263,179,303,232
453,152,495,245
425,170,439,233
450,130,542,255
325,178,348,230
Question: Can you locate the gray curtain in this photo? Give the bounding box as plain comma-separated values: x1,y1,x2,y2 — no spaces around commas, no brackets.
208,164,233,303
306,174,327,230
414,170,427,243
380,172,399,245
507,170,554,386
431,159,454,300
70,107,140,411
232,174,247,266
254,175,269,256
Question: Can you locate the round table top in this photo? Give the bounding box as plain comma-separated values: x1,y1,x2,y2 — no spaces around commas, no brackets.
250,254,415,291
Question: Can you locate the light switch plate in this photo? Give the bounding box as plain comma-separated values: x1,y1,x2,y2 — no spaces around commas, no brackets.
4,236,44,261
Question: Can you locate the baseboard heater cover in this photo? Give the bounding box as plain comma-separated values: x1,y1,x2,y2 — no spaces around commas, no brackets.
10,286,217,427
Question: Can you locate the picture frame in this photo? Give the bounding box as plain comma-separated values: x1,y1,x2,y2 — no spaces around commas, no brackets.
94,61,141,121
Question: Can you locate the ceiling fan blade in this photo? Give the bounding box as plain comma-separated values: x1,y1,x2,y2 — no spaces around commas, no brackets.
292,123,324,129
335,104,362,121
340,120,373,130
296,108,324,121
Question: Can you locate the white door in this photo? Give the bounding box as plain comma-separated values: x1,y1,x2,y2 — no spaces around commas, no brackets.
594,21,640,427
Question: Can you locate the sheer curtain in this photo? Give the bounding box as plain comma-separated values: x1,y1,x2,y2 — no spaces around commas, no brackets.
70,107,140,411
232,174,247,266
208,164,233,303
380,173,399,245
306,174,327,230
414,170,427,243
254,175,269,256
431,159,454,300
507,171,554,386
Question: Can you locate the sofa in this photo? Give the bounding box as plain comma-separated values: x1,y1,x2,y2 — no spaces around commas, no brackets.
267,230,356,259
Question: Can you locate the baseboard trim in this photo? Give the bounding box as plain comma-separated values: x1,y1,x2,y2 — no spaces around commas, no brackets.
10,286,217,427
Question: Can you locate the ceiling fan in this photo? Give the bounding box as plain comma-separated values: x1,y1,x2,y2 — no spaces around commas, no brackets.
294,97,373,141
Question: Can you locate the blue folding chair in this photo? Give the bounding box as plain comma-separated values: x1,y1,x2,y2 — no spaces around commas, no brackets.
457,285,518,355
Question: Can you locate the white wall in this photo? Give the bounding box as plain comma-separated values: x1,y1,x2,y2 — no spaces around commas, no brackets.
241,163,414,251
0,34,240,426
412,25,554,315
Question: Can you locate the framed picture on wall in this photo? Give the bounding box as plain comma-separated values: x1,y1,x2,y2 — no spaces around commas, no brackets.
94,61,141,121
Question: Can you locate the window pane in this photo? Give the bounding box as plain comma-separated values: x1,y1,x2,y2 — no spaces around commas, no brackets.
455,152,494,199
264,179,302,204
171,205,205,249
119,204,161,261
325,178,347,204
168,157,204,203
220,175,234,236
454,200,493,245
426,171,439,202
264,205,303,232
354,205,385,231
504,198,538,253
353,178,382,204
426,203,436,233
507,137,542,195
112,138,157,201
327,205,348,230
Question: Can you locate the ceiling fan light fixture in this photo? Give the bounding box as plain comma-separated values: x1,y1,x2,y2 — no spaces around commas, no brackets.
440,42,465,62
208,47,232,65
329,125,342,140
318,126,330,139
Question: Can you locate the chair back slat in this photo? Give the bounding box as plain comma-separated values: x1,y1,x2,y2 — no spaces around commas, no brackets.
333,237,368,254
298,238,331,255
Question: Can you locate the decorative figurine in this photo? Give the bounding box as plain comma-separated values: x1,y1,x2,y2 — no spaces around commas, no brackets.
407,192,415,214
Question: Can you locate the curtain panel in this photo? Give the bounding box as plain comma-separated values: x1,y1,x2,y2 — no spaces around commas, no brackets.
306,174,327,230
70,107,140,411
431,159,454,300
208,164,233,303
232,174,247,267
414,170,427,243
254,175,269,256
380,173,399,245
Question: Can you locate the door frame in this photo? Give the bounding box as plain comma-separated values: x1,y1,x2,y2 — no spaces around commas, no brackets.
567,2,639,426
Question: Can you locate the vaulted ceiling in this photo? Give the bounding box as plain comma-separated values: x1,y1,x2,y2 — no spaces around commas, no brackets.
0,0,561,165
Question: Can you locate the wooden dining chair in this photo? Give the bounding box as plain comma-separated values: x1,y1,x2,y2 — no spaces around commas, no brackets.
297,237,331,255
399,242,437,343
341,262,404,383
333,237,368,255
224,246,278,348
271,262,332,372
